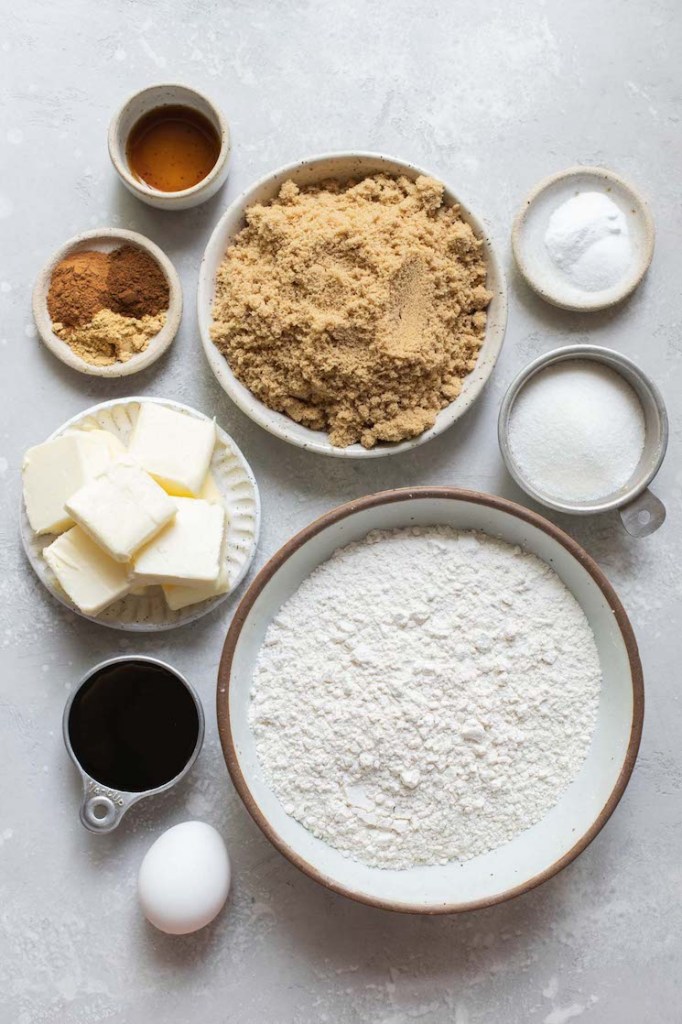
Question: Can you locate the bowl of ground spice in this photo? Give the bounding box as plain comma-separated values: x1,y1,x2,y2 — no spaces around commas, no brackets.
33,228,182,377
199,152,508,457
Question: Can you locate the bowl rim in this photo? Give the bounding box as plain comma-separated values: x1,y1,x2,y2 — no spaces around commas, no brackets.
107,82,231,201
216,486,644,914
198,150,508,458
511,164,655,312
32,227,183,378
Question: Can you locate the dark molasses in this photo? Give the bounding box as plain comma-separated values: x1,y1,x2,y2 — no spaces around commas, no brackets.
67,660,200,793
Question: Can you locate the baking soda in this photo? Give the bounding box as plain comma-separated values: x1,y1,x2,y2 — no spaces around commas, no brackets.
544,191,632,292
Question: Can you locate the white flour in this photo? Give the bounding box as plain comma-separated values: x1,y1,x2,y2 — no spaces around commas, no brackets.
250,527,601,869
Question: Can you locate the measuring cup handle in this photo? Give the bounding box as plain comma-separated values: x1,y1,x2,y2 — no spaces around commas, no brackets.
619,488,667,538
80,783,135,833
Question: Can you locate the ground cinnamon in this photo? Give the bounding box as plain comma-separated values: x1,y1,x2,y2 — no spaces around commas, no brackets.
47,250,110,327
47,244,170,366
47,245,169,326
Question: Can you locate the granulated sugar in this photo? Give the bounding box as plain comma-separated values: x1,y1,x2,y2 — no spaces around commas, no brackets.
508,360,646,503
249,527,601,869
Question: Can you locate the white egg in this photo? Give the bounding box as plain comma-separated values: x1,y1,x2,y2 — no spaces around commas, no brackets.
138,821,230,935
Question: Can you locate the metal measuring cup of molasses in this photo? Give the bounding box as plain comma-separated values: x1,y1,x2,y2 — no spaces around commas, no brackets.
63,656,204,833
498,345,668,537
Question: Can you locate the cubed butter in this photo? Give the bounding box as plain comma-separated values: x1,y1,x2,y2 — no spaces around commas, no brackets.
43,526,132,615
162,514,229,609
133,498,225,586
198,471,223,505
65,457,176,563
80,429,127,461
128,404,216,497
162,563,230,611
22,430,124,535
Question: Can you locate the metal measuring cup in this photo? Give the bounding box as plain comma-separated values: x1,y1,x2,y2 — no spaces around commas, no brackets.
63,655,205,833
498,345,668,537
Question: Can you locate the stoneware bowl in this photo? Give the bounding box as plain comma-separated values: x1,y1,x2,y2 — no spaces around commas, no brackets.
20,397,260,631
512,166,655,312
32,228,182,378
198,152,508,458
108,83,231,210
217,488,643,913
498,345,668,537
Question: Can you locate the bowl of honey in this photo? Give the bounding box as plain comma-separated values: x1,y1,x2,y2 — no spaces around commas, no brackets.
109,84,231,210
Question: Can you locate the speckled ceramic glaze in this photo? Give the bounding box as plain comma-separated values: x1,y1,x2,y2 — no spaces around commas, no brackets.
512,166,655,311
32,228,182,378
198,152,508,458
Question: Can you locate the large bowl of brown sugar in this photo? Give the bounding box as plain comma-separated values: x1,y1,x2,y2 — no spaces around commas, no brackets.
199,153,508,458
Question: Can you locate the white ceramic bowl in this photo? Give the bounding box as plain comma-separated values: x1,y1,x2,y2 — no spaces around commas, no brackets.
108,83,231,210
512,166,655,312
21,398,260,631
32,228,182,378
198,152,508,458
217,488,642,913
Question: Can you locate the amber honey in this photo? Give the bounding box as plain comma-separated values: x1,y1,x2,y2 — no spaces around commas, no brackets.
126,104,221,193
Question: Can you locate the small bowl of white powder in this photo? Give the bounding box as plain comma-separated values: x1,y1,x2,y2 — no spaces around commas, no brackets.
499,345,668,536
512,166,655,311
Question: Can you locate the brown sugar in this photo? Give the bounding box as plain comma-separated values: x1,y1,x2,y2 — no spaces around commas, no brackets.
210,174,492,448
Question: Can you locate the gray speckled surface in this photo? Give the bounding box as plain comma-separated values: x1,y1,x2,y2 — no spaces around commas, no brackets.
1,1,681,1021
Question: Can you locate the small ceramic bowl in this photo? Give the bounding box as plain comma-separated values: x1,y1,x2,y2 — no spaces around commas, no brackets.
217,488,643,913
33,228,182,378
512,166,655,311
108,84,231,210
498,345,668,536
198,151,508,459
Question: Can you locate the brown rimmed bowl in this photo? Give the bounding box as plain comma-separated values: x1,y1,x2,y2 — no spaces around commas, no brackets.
217,488,643,913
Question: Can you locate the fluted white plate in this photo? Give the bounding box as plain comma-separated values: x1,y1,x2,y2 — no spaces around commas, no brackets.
20,398,260,631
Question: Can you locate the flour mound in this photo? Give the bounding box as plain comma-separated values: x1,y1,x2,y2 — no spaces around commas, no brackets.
249,527,601,869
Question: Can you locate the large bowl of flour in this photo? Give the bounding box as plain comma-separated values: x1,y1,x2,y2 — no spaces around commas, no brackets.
217,488,642,912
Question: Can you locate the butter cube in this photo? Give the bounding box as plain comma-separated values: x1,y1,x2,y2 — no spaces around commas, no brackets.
65,457,176,562
43,526,132,615
162,563,230,611
198,471,223,505
22,430,125,535
79,429,126,461
128,404,216,497
162,514,229,608
133,498,225,586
